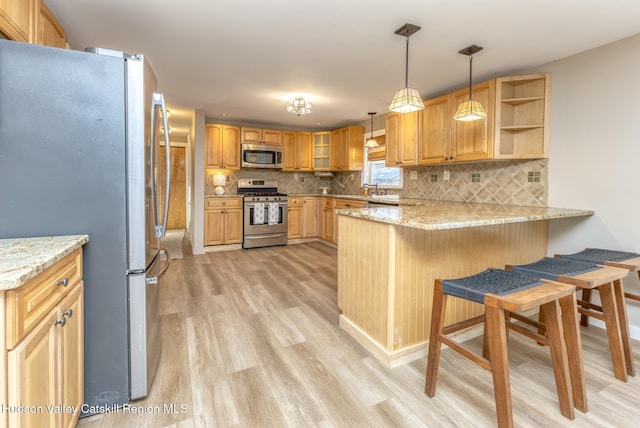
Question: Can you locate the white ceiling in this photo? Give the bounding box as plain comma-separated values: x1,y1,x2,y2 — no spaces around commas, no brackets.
47,0,640,136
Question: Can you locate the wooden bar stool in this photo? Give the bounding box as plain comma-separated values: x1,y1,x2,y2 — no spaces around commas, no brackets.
425,269,586,428
556,248,640,314
507,257,633,381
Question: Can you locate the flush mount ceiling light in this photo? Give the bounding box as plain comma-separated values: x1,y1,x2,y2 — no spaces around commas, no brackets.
389,23,424,113
365,112,379,148
453,44,487,121
286,97,312,116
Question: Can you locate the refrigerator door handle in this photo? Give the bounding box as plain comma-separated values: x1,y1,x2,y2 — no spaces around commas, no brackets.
150,92,171,238
146,249,171,285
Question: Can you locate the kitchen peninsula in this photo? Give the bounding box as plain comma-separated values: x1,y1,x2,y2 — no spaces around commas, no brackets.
335,201,593,367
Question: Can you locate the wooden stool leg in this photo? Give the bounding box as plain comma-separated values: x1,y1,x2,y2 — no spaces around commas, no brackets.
559,294,588,413
599,282,628,381
425,280,447,397
485,304,513,428
613,279,635,376
482,314,490,359
580,289,592,326
540,299,575,420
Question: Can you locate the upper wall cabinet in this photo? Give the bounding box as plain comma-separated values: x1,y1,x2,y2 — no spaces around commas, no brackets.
385,111,419,166
241,127,282,145
419,73,549,165
0,0,35,42
0,0,67,47
282,131,312,171
37,0,66,48
205,124,241,170
494,73,550,159
312,132,331,171
330,126,364,171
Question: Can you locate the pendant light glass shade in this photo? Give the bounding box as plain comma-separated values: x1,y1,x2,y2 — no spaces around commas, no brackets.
453,99,486,121
365,112,378,148
389,23,424,113
453,45,486,122
389,88,424,113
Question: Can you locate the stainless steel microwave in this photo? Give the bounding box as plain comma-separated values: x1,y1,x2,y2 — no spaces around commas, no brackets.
241,143,283,169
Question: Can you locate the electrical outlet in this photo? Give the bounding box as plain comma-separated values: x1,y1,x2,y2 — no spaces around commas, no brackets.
410,171,417,180
350,174,354,180
294,173,298,180
443,169,450,181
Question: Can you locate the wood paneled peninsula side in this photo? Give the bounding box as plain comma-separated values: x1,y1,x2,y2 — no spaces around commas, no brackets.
335,202,593,367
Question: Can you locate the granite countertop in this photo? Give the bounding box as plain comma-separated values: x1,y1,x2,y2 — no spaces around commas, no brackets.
0,235,89,291
335,200,594,231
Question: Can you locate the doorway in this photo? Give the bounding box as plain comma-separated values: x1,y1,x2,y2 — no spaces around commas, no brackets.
160,146,187,229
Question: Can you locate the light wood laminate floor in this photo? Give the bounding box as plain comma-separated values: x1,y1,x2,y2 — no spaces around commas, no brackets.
79,242,640,427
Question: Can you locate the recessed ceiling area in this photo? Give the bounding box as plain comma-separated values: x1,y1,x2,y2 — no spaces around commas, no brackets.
46,0,640,137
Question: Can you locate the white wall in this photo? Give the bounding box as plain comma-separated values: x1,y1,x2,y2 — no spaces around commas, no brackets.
531,33,640,336
190,110,206,255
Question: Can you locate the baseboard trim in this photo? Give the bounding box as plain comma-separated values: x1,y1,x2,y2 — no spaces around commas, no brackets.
204,244,242,253
339,315,484,368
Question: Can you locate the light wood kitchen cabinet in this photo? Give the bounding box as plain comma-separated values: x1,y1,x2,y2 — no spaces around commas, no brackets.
0,0,34,42
322,198,335,243
241,127,282,145
317,197,326,239
312,132,331,171
494,73,550,159
385,111,419,166
419,75,549,165
449,79,495,162
302,197,317,238
419,94,451,164
37,0,65,48
330,126,364,171
419,80,495,164
0,0,67,47
282,131,312,171
287,197,303,239
205,124,241,170
3,248,84,428
204,198,243,245
333,199,365,243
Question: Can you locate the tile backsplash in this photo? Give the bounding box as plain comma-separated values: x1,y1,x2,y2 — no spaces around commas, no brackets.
206,159,548,207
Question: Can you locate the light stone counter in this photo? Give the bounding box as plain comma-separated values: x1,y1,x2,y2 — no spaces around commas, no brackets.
336,200,593,231
0,235,89,290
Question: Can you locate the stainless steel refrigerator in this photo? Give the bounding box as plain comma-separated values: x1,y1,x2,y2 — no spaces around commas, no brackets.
0,40,172,413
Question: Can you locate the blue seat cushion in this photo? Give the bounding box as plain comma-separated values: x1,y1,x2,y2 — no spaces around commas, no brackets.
441,269,544,304
558,248,639,264
511,257,599,281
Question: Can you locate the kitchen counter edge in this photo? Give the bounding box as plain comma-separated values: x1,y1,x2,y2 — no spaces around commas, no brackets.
335,202,594,231
0,235,89,291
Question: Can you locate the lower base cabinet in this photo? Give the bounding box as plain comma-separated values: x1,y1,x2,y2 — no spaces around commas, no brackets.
3,248,84,428
287,197,303,239
204,198,243,245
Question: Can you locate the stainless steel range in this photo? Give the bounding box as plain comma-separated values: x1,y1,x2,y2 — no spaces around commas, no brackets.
238,179,288,249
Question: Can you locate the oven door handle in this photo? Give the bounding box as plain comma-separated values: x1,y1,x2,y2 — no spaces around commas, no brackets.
244,233,288,240
244,203,288,207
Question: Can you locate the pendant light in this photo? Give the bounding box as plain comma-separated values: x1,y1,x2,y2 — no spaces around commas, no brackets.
388,23,424,113
365,112,379,148
453,45,486,121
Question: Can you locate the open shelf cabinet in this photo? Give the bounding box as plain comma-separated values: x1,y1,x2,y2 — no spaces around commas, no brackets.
494,73,550,159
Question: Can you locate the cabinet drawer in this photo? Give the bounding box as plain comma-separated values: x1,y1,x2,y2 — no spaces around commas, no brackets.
288,197,302,206
5,249,82,350
324,198,335,209
335,199,365,209
206,198,242,209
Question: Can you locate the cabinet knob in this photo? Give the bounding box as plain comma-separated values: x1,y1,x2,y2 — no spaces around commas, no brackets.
54,316,67,327
56,278,69,287
64,309,73,318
